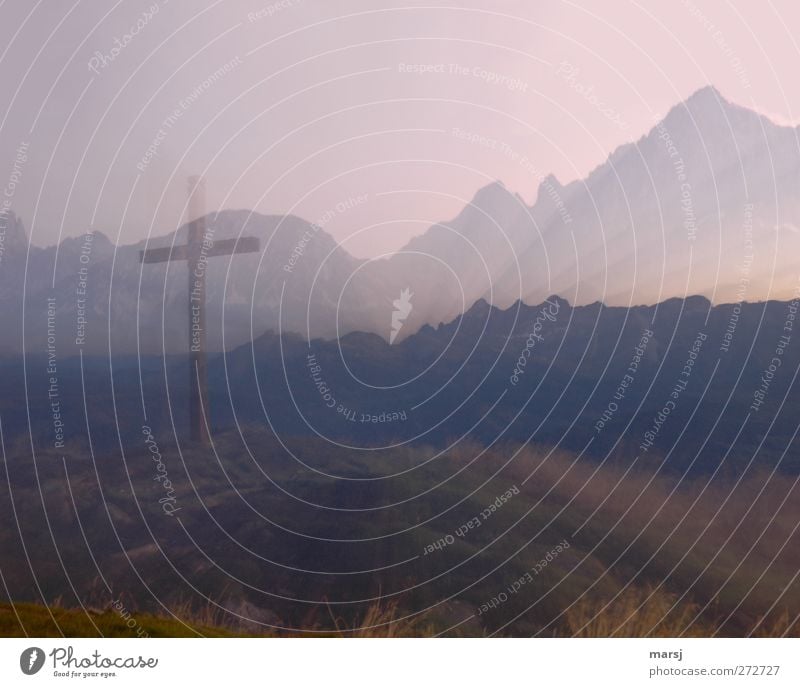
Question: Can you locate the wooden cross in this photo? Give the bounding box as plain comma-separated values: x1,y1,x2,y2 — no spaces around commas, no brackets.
139,177,260,444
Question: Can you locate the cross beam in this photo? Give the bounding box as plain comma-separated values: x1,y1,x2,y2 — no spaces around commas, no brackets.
139,177,260,444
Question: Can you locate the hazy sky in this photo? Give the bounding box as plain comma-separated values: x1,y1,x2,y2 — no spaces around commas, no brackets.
2,0,800,257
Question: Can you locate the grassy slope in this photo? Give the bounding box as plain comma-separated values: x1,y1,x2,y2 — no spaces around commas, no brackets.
0,602,244,638
2,434,798,637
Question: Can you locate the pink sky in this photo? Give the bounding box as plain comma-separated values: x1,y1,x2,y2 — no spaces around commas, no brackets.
1,0,799,256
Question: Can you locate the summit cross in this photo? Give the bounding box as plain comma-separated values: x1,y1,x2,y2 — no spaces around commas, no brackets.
139,177,260,444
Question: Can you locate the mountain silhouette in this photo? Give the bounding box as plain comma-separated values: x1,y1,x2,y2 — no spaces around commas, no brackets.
3,87,800,356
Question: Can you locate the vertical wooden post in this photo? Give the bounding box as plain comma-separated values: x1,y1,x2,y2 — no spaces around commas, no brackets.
187,176,210,444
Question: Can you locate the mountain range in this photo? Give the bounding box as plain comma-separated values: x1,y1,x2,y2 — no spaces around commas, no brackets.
2,85,799,356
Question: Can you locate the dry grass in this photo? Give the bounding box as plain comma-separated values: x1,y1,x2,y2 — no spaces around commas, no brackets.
168,598,432,637
750,609,800,637
166,598,236,633
564,585,706,637
325,600,432,637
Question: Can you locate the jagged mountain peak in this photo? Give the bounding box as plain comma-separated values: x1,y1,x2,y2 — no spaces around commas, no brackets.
471,179,511,204
464,297,494,317
447,180,526,228
659,84,780,140
684,84,727,108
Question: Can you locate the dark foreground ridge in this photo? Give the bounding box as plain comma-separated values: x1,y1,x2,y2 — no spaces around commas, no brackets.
3,294,799,473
